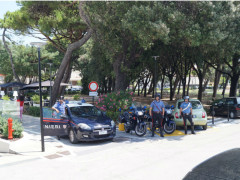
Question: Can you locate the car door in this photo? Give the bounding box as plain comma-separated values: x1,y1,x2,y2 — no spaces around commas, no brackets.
43,107,69,136
216,98,226,116
225,98,235,115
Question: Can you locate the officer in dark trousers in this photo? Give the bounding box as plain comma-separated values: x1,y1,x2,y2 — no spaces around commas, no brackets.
149,94,165,137
180,96,195,134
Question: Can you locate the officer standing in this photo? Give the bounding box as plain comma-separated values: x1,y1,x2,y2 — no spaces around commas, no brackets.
149,94,165,137
52,96,66,115
180,96,195,134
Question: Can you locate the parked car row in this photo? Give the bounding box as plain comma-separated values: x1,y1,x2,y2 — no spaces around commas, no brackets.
43,97,240,144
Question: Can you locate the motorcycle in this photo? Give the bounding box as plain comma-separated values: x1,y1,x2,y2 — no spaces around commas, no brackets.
118,103,147,137
148,105,176,134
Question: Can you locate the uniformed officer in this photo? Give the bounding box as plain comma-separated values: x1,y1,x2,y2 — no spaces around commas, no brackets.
180,96,195,134
149,94,165,137
52,96,66,115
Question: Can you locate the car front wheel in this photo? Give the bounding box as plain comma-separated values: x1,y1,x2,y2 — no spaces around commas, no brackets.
69,129,78,144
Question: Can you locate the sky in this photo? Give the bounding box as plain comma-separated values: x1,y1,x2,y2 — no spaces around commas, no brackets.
0,1,45,45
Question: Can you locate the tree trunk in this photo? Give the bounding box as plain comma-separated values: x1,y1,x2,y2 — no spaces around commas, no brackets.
113,54,129,91
58,61,72,97
2,28,21,83
138,79,140,96
187,69,191,95
177,80,181,95
160,75,165,99
107,77,112,93
169,75,173,101
172,76,180,100
229,75,239,97
222,76,229,98
198,73,203,101
202,79,209,92
213,65,222,99
229,54,240,97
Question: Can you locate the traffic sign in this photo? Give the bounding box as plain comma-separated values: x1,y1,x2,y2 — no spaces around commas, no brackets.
88,81,99,92
89,92,98,96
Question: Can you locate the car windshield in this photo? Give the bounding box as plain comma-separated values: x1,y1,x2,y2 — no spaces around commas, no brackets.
178,101,202,109
70,106,102,118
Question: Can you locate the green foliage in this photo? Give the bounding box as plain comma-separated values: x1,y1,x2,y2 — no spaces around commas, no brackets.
32,95,40,104
27,106,40,117
73,94,80,100
2,95,10,101
96,91,135,121
0,117,23,138
0,116,7,134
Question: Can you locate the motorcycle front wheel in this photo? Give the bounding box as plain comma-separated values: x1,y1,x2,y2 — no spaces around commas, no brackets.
135,123,147,137
163,122,176,134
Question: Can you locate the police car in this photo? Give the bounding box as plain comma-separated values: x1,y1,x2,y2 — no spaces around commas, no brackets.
43,101,116,144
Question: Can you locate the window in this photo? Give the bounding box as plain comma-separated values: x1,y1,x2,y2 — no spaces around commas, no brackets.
178,101,202,109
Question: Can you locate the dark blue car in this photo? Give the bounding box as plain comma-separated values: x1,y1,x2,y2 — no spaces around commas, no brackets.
43,102,116,144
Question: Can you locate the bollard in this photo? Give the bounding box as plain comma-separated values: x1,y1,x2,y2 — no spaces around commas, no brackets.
212,106,214,125
228,104,230,121
8,118,14,140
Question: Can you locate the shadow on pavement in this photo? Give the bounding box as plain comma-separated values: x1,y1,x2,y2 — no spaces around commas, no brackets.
183,148,240,180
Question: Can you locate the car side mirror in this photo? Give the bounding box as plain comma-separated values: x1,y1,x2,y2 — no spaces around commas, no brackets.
218,102,223,106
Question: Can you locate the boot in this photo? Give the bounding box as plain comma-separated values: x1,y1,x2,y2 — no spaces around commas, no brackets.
160,127,164,137
184,126,187,134
191,126,195,134
151,127,155,137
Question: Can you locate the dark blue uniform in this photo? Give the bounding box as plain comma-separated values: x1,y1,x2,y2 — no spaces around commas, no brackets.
150,100,165,137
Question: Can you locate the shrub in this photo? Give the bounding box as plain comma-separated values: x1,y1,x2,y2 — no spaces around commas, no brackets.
2,95,10,101
1,117,23,138
32,95,40,104
27,106,40,117
96,91,135,122
73,94,80,100
0,116,7,134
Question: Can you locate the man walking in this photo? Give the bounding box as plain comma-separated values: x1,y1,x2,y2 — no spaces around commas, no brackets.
180,96,195,134
149,94,165,137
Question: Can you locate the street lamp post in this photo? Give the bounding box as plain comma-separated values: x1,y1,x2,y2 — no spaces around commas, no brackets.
152,56,159,95
30,42,46,152
47,63,53,107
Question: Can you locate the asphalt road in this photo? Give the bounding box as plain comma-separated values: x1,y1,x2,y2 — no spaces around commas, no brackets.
1,117,240,180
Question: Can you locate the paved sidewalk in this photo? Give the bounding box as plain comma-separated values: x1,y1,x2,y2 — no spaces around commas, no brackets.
0,115,71,166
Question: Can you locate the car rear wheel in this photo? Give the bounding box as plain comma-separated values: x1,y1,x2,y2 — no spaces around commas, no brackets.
202,123,207,130
69,129,78,144
230,112,235,119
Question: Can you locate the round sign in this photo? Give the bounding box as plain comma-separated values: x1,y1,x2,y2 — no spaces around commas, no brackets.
88,81,99,92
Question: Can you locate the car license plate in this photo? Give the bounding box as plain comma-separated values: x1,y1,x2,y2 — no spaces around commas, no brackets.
99,130,107,135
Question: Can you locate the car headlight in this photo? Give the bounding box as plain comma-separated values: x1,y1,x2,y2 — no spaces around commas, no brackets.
137,111,143,116
111,120,115,127
78,123,91,130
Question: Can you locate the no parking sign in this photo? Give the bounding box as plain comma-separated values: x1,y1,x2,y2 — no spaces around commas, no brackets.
89,81,98,96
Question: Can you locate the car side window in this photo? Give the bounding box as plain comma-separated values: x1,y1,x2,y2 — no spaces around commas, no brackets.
226,99,234,105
